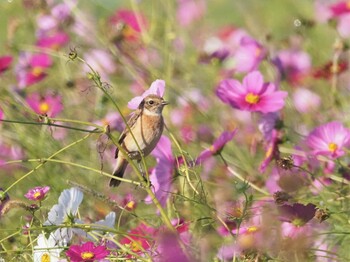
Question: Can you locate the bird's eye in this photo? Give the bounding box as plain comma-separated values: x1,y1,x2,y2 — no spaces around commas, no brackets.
148,100,154,105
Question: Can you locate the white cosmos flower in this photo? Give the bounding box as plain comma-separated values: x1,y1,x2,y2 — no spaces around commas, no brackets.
33,233,63,262
44,187,84,243
75,211,116,239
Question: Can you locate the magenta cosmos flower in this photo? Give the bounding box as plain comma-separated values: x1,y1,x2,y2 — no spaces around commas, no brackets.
232,37,266,73
16,53,52,88
24,186,50,201
26,92,63,117
196,129,237,165
0,55,13,74
216,71,288,113
274,49,311,85
330,1,350,16
109,9,147,41
128,79,165,109
120,223,157,255
36,31,69,50
66,242,110,262
145,135,174,207
306,121,350,159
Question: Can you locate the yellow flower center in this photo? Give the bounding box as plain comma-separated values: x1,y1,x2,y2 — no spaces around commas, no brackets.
123,25,137,38
247,226,258,233
39,102,50,114
238,234,254,249
265,144,274,158
101,118,110,126
126,201,135,209
81,251,95,259
41,253,50,262
328,142,338,153
33,191,42,199
245,93,260,104
131,240,142,252
347,1,350,9
330,64,339,74
292,218,305,227
209,145,215,152
51,43,60,50
32,67,44,77
255,47,262,57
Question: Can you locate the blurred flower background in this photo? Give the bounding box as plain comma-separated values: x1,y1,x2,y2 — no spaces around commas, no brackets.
1,0,350,261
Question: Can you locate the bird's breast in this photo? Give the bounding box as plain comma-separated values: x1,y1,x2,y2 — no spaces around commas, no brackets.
123,114,164,157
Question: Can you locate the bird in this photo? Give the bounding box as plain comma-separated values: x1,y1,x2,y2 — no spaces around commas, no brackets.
109,94,168,187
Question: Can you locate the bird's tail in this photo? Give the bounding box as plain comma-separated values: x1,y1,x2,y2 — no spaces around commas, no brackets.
109,157,128,187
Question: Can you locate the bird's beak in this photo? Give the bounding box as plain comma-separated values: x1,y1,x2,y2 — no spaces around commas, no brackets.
162,100,169,106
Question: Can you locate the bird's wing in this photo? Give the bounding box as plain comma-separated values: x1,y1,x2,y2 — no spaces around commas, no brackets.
115,109,142,159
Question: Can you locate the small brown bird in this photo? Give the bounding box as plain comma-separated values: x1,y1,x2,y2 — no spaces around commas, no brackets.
109,94,168,187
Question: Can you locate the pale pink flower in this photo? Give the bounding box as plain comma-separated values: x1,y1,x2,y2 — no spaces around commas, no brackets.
293,88,321,113
176,0,206,27
128,79,165,109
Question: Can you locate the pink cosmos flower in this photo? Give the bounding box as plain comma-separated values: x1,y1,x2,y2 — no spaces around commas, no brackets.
84,49,117,81
36,32,69,50
16,53,52,88
232,37,266,73
0,56,13,74
196,129,237,165
293,88,321,113
66,242,110,262
258,112,280,142
314,1,333,23
216,71,288,113
51,2,75,21
145,135,174,207
337,14,350,38
128,79,165,109
306,121,350,159
120,223,157,255
156,231,191,262
202,26,249,62
24,186,50,201
329,1,350,16
274,49,311,85
109,9,147,41
94,111,125,132
26,92,63,117
36,14,58,34
176,0,206,27
278,203,316,238
0,142,24,167
123,193,137,211
314,1,350,37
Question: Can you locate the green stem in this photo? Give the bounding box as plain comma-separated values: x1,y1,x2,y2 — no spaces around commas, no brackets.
51,117,103,129
226,165,269,196
4,133,92,194
4,158,141,187
167,127,199,195
0,119,102,133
